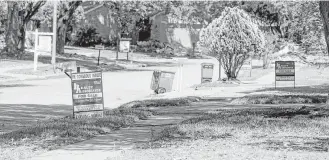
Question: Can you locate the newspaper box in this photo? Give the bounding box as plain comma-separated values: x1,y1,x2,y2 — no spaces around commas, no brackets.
201,63,214,83
150,70,175,94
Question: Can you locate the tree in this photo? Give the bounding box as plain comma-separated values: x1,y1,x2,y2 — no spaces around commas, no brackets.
3,1,45,58
319,1,329,56
199,7,265,80
102,1,166,58
56,1,83,54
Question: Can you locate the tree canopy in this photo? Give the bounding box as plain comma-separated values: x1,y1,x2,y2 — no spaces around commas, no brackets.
199,7,265,79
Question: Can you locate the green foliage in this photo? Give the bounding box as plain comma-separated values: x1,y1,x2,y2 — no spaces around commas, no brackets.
271,1,326,54
199,7,265,79
72,25,101,47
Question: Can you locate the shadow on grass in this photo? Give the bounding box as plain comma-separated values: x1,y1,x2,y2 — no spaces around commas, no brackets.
0,104,72,134
19,54,126,72
0,84,34,88
249,138,329,152
254,84,329,94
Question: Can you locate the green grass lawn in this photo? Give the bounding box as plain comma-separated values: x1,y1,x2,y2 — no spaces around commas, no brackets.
152,105,329,152
102,104,329,160
0,97,199,160
238,66,273,81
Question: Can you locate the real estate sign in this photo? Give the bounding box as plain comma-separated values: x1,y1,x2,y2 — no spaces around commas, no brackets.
275,61,295,88
120,39,130,53
71,71,104,119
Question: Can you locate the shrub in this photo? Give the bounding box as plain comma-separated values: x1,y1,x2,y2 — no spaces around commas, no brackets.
199,7,265,80
72,25,102,47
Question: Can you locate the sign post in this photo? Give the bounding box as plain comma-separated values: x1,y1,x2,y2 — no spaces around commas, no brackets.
120,38,131,61
275,61,295,88
71,71,104,119
95,44,105,66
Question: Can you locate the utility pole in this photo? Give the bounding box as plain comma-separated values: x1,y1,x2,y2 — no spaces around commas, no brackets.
51,0,57,65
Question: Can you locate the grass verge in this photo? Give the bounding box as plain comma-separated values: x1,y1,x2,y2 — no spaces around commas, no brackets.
0,107,154,160
231,94,328,104
0,97,198,160
154,105,329,152
119,96,202,109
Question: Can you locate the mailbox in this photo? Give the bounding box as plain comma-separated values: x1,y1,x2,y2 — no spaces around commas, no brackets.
201,63,214,83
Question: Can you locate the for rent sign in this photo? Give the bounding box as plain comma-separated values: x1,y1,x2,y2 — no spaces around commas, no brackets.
71,71,104,119
275,61,295,88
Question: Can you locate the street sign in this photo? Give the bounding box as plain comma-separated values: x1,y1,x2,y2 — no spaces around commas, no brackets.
95,45,105,50
275,61,295,88
71,71,104,119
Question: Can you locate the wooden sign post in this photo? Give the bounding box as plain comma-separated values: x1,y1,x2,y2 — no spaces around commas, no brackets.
71,71,104,119
275,61,295,89
95,44,105,66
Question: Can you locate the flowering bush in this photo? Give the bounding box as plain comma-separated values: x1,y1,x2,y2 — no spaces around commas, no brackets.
199,7,265,79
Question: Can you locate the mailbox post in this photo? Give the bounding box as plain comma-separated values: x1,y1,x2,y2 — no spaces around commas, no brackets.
201,63,214,83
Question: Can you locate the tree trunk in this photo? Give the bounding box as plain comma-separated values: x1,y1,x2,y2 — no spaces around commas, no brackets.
217,55,222,81
18,22,27,58
319,1,329,56
56,1,82,55
4,2,20,57
263,52,269,69
131,24,138,45
56,21,67,55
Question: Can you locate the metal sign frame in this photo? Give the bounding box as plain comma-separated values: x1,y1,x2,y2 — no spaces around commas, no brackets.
275,61,295,89
70,71,104,119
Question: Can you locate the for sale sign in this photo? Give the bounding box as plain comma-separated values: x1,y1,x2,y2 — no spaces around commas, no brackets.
275,61,295,88
71,71,104,119
120,38,131,53
275,61,295,76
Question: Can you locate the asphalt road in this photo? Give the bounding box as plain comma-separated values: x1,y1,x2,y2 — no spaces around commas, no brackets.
0,58,220,109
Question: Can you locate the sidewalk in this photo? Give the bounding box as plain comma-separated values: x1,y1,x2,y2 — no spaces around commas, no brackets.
29,101,229,160
28,68,278,160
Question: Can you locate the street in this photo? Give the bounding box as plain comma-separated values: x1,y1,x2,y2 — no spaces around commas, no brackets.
0,58,220,109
